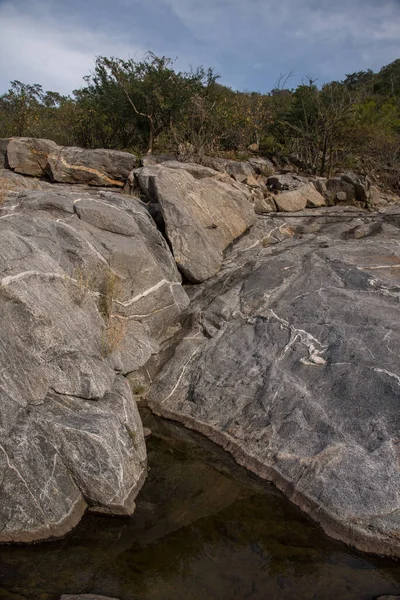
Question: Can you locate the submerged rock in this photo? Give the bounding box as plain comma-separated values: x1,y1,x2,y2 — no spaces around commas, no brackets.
149,206,400,558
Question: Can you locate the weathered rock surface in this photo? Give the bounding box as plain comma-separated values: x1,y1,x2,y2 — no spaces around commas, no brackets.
248,156,275,176
7,137,58,177
274,188,307,212
149,206,400,557
325,172,372,207
254,195,277,214
135,165,256,282
5,138,137,187
48,147,137,186
199,156,264,182
0,168,53,193
157,160,218,180
274,183,326,212
0,186,188,542
225,160,255,182
267,173,304,191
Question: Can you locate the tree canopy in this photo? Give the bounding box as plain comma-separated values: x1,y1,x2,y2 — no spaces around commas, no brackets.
1,54,400,178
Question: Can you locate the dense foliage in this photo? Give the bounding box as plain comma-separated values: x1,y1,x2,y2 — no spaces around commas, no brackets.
1,53,400,179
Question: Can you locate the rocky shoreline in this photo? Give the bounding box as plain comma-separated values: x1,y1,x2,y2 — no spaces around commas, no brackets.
1,137,400,557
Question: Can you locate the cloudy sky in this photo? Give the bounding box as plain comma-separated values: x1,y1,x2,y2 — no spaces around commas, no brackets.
0,0,400,95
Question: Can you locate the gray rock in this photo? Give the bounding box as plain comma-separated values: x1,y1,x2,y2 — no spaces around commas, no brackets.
135,166,256,282
267,173,299,191
160,160,218,180
48,147,136,187
141,154,175,166
0,168,53,193
225,160,255,183
6,138,137,187
0,186,189,542
200,156,228,173
326,174,371,206
7,137,58,177
149,206,400,558
254,196,277,214
313,178,328,196
198,157,256,183
248,157,275,176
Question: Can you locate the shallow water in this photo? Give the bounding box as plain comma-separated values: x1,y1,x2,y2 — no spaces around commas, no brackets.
0,411,400,600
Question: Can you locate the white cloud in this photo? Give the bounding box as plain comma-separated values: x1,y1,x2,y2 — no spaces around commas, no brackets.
0,0,399,95
0,1,145,94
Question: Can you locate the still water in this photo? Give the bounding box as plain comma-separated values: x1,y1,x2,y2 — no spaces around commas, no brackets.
0,411,399,600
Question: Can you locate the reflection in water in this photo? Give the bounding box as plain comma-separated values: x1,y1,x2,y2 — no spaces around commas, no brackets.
0,410,399,600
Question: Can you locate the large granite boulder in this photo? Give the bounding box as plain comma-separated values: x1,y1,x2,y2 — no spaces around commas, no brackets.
135,165,256,282
149,206,400,558
0,187,188,542
48,147,137,186
5,138,137,187
7,137,58,177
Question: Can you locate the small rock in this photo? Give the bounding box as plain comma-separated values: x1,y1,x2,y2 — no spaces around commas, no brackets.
143,428,152,439
245,174,260,187
254,196,277,214
225,160,255,183
248,157,275,176
267,173,298,191
335,191,348,202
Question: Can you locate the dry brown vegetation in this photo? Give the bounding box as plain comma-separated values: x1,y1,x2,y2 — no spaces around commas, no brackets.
97,269,127,357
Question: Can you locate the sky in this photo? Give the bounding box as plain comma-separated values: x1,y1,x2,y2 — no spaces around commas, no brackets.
0,0,400,95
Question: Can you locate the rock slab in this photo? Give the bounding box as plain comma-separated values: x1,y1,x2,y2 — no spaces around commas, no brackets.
149,206,400,558
0,186,188,542
135,165,256,282
5,138,137,187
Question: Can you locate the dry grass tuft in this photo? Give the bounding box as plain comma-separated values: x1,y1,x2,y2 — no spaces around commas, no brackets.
97,269,127,357
98,270,121,320
101,316,126,357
